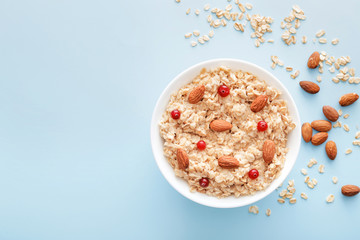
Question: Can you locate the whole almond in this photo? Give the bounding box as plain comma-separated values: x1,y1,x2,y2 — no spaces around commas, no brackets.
322,106,339,122
325,141,337,160
307,51,320,69
299,81,320,94
218,156,240,168
210,120,232,132
250,95,268,112
341,185,360,196
176,148,189,170
311,120,332,132
263,140,276,164
188,85,205,104
339,93,359,106
301,122,312,143
311,132,328,146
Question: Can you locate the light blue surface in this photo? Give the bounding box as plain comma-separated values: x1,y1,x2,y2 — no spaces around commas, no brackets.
0,0,359,239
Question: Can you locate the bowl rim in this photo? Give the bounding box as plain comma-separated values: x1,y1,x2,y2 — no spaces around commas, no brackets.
151,58,301,208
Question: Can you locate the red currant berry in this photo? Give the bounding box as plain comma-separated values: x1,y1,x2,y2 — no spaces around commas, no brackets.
199,178,209,187
218,85,230,97
257,121,268,131
197,140,206,150
248,169,259,179
171,109,181,119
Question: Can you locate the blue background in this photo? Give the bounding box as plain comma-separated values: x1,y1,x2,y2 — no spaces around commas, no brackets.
0,0,359,239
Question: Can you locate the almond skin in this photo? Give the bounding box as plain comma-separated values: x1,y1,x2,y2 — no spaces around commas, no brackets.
218,156,240,168
322,105,339,122
250,95,268,112
307,51,320,69
325,141,337,160
188,85,205,104
176,148,189,170
301,122,312,143
311,132,328,146
299,81,320,94
311,120,332,132
263,140,276,164
339,93,359,106
341,185,360,196
210,120,232,132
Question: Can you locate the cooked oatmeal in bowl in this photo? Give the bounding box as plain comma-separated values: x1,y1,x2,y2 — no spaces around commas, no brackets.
151,59,301,208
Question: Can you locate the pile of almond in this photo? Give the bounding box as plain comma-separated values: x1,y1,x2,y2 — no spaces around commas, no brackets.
301,51,360,197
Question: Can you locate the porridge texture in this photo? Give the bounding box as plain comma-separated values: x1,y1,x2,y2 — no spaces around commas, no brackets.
159,66,295,198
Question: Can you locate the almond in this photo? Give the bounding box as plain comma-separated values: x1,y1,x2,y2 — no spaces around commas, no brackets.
301,122,312,143
325,141,337,160
250,95,268,112
311,120,332,132
210,120,232,132
311,132,328,146
218,156,240,168
263,140,276,164
176,148,189,170
188,85,205,104
307,51,320,69
341,185,360,196
339,93,359,106
322,106,339,122
299,81,320,94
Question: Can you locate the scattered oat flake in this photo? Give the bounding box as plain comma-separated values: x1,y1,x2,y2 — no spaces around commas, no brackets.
267,39,274,43
353,140,360,146
343,124,350,132
307,181,314,189
326,194,335,203
288,180,295,187
195,9,200,15
355,131,360,139
279,189,287,197
289,198,297,204
312,178,318,186
265,208,271,216
204,4,210,11
175,0,180,3
209,30,214,38
319,38,327,44
191,41,197,47
318,164,325,173
331,38,339,45
286,67,293,72
344,114,349,119
332,176,338,184
301,168,307,175
338,109,343,116
193,30,200,37
307,158,317,168
317,75,322,82
301,192,308,200
278,198,285,204
333,121,341,128
186,8,191,15
245,3,253,10
302,36,307,44
316,30,325,38
345,148,352,154
249,205,259,214
349,68,355,77
185,33,192,38
304,176,310,183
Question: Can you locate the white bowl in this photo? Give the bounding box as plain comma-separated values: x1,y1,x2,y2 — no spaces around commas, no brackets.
151,58,301,208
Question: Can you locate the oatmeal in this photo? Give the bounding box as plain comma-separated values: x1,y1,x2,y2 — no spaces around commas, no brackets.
159,66,295,198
